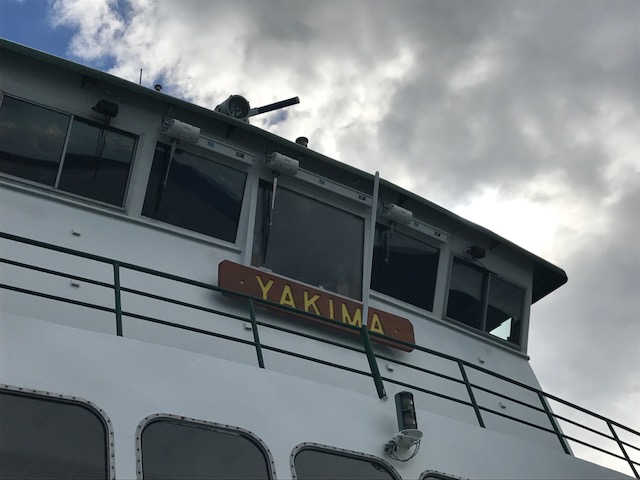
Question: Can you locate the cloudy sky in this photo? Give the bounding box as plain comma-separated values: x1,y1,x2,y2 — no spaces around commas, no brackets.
2,0,639,472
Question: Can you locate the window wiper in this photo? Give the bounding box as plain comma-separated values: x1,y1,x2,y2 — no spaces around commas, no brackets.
385,223,395,264
260,184,273,264
152,141,178,216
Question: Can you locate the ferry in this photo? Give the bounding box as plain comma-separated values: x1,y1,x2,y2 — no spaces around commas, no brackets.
0,38,638,479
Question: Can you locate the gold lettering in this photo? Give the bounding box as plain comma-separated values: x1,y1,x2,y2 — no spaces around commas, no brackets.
303,291,321,315
279,285,297,308
342,304,362,327
369,313,385,334
256,275,274,300
329,298,334,319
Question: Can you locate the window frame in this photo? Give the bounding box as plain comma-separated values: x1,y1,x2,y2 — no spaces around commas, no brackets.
0,383,115,480
290,442,401,480
140,140,251,246
249,171,371,300
0,92,138,210
444,256,528,347
135,413,277,480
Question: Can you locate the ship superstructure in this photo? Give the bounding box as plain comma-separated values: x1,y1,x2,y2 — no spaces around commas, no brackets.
0,39,638,479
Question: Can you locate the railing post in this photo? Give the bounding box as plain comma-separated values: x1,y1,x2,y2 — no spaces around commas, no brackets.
459,363,485,428
113,263,123,337
360,326,386,399
608,421,639,478
247,299,265,369
538,392,571,454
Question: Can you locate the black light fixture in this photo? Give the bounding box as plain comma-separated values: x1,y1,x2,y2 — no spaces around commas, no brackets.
467,245,486,260
92,99,119,118
395,391,418,431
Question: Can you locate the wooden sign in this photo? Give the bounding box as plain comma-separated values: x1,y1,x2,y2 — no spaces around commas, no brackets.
218,260,414,351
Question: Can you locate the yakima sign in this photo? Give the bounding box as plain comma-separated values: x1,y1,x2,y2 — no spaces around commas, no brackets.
218,260,414,351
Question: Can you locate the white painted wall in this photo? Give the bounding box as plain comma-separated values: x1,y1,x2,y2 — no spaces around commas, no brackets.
0,315,631,480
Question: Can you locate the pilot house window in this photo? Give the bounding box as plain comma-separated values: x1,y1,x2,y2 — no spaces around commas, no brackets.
252,181,364,299
446,257,525,346
0,95,136,207
142,142,247,243
371,224,440,311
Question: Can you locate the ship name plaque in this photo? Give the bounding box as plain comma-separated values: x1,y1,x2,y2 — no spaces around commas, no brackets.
218,260,415,352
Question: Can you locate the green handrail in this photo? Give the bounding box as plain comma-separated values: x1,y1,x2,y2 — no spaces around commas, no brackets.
113,263,123,337
360,325,386,399
247,299,265,369
459,363,485,428
1,230,638,478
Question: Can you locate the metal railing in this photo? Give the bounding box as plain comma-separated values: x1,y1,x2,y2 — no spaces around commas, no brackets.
1,230,638,478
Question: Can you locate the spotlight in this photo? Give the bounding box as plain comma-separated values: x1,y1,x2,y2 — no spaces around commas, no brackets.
215,95,251,121
215,95,300,123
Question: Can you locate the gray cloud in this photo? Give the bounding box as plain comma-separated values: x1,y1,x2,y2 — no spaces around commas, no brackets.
529,184,640,424
40,0,640,468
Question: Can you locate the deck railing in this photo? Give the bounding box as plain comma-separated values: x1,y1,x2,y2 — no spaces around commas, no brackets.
1,231,638,478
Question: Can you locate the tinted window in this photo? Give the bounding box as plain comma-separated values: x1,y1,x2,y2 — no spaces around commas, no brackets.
58,118,136,206
294,447,397,480
446,258,485,329
252,181,364,299
0,96,69,186
487,275,524,344
0,391,108,479
142,142,247,242
140,419,271,479
446,257,525,346
0,95,136,207
372,224,439,310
